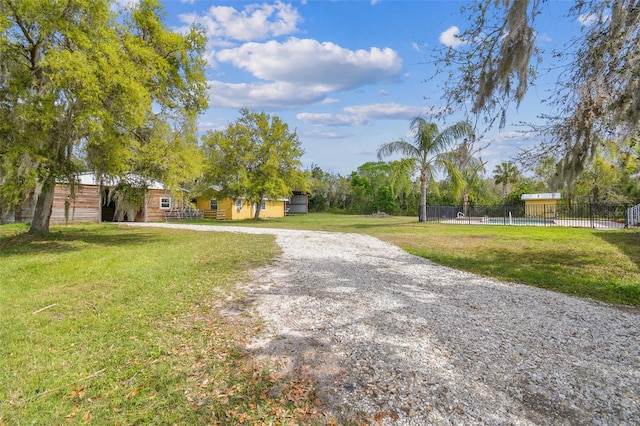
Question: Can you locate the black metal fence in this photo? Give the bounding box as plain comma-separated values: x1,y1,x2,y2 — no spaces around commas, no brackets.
425,203,632,229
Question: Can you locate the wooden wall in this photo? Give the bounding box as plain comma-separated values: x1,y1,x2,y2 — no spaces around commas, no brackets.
50,184,101,224
144,189,181,222
49,184,176,224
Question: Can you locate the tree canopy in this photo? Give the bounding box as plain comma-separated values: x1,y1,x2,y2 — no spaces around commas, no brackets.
0,0,208,232
377,117,472,222
437,0,639,189
493,161,521,198
200,109,306,220
349,160,416,215
446,138,486,214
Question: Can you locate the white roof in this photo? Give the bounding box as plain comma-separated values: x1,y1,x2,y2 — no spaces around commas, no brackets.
72,173,165,190
521,193,562,201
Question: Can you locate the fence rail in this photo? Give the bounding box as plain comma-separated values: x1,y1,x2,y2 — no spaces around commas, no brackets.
425,203,632,229
628,204,640,227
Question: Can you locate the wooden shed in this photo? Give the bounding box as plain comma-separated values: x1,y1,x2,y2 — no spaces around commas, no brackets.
49,173,179,224
521,193,562,218
286,191,309,215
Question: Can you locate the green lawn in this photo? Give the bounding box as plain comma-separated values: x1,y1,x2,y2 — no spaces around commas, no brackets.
0,224,323,424
1,214,638,423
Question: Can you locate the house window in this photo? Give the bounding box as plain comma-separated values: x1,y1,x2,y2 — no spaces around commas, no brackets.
160,197,171,210
261,200,266,210
235,199,243,210
209,199,218,210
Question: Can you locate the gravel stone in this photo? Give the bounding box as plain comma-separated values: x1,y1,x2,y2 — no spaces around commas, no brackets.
127,223,640,425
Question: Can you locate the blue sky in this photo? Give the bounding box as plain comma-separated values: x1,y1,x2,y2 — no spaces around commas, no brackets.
121,0,587,176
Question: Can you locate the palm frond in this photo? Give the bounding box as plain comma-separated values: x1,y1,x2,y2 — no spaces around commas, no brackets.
433,121,473,149
377,140,420,161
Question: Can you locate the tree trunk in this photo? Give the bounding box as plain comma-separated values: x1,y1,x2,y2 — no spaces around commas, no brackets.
463,190,469,216
29,179,55,234
253,200,262,220
419,174,427,222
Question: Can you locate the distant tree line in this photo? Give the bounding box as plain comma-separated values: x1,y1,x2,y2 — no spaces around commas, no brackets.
307,138,640,216
2,0,639,229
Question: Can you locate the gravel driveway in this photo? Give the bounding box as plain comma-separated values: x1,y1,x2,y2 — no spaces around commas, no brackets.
128,223,640,425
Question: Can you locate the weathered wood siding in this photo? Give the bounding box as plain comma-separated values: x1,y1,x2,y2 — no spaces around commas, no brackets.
145,189,180,222
50,184,101,224
49,184,175,224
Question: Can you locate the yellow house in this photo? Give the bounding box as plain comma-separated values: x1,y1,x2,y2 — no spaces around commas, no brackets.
195,196,287,220
521,193,562,217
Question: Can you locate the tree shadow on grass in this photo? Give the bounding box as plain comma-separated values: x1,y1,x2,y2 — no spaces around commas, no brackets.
408,244,640,306
596,229,640,270
0,227,165,258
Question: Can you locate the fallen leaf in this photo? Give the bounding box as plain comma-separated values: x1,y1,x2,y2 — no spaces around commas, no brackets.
374,411,386,422
70,388,85,400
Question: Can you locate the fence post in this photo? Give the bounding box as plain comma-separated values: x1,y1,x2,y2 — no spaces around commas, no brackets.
625,204,629,229
589,203,594,228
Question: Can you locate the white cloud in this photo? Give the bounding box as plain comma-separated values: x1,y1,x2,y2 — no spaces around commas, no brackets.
345,103,445,121
439,26,467,49
180,0,195,4
208,81,329,109
536,32,552,43
320,98,340,105
179,3,402,110
216,38,401,91
297,113,365,126
300,129,350,139
197,120,227,132
177,1,302,41
178,1,414,127
296,103,445,126
577,13,597,26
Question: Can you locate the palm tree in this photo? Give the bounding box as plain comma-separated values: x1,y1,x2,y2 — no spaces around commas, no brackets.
377,117,472,222
448,139,486,216
493,161,520,198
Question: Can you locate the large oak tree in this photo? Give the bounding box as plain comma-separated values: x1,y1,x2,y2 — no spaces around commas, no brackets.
200,109,306,220
437,0,639,189
0,0,208,233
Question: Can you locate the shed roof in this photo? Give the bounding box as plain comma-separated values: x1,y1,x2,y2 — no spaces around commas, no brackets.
69,173,166,190
521,193,562,201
